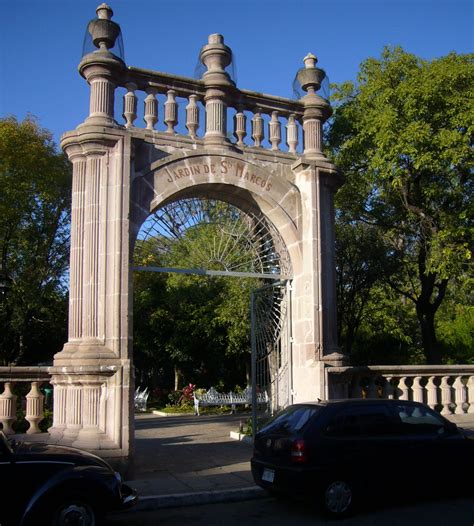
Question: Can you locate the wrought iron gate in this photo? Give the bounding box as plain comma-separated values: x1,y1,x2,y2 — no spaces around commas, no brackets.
251,280,293,436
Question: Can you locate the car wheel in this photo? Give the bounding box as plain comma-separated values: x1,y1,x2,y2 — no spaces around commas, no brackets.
51,495,103,526
322,479,353,517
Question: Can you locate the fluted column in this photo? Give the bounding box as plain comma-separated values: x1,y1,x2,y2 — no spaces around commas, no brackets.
69,155,86,340
205,95,227,144
49,382,67,436
63,385,83,439
83,154,104,340
89,77,115,121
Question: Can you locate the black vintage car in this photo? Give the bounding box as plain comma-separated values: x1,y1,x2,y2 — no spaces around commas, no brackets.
251,399,474,517
0,431,137,525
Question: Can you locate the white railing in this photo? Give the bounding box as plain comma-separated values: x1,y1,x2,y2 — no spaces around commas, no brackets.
0,366,52,434
193,386,269,416
327,365,474,416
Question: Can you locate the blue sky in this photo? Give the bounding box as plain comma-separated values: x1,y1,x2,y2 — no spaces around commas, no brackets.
1,0,472,145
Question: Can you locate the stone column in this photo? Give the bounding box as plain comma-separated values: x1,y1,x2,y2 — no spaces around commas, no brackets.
53,129,133,466
289,53,347,403
199,34,234,149
292,159,346,402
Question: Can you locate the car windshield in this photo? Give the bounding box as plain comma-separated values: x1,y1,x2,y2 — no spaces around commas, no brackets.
258,405,321,435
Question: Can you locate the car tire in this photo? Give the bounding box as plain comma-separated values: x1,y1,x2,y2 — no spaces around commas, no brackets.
50,494,104,526
321,479,354,518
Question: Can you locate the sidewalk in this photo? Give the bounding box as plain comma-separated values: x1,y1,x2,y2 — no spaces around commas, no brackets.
127,412,264,510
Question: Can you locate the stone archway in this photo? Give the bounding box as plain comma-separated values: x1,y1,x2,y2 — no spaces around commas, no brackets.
51,4,346,472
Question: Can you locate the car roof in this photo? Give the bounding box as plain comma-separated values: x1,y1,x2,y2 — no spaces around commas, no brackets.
291,398,426,407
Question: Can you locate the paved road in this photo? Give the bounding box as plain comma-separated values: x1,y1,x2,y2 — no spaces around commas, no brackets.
108,495,474,526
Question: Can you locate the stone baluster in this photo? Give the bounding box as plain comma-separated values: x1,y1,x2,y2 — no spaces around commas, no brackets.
164,90,178,133
467,376,474,414
453,375,466,415
382,376,394,399
269,111,281,151
286,114,298,153
0,382,17,434
440,376,453,415
426,376,438,409
412,376,424,403
367,377,377,399
123,83,137,128
144,89,158,130
234,108,247,147
185,95,200,138
25,382,44,434
252,112,264,147
397,376,410,400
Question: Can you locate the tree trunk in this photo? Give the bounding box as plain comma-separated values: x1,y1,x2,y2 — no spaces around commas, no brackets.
174,366,182,391
416,305,442,364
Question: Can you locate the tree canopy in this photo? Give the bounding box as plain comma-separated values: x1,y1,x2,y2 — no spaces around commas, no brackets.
330,48,473,364
0,116,71,365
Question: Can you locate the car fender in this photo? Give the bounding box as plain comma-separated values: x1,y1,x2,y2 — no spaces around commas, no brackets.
20,465,118,525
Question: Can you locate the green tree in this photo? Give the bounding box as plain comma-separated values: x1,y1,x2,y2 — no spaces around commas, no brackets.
329,48,473,364
335,219,391,356
0,116,71,365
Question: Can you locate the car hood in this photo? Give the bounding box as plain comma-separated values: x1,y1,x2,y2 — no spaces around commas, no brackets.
13,441,113,470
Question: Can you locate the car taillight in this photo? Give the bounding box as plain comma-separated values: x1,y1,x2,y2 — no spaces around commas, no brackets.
290,439,308,463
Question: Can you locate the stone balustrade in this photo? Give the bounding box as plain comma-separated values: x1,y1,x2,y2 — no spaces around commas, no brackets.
0,367,52,435
115,68,306,154
327,365,474,416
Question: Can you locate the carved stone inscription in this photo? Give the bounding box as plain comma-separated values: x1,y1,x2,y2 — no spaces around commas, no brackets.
159,158,274,192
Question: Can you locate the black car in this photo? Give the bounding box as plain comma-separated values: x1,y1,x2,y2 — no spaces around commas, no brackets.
0,431,137,525
251,399,474,517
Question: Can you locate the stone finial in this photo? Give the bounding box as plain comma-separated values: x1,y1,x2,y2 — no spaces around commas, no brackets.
199,34,233,85
96,3,113,19
296,52,325,94
88,3,120,51
208,34,224,44
304,53,318,69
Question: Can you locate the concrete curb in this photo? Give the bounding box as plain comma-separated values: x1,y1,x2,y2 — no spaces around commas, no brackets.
130,486,267,511
229,431,253,445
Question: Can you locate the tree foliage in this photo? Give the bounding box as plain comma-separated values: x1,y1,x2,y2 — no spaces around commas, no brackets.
0,116,71,365
329,48,473,364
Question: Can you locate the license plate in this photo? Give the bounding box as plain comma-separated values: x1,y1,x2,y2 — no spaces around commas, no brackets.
262,468,275,483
